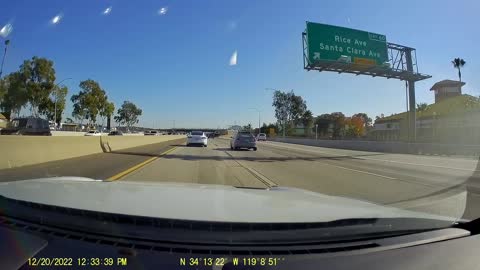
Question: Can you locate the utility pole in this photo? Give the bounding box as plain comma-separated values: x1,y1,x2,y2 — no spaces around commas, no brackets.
315,124,318,140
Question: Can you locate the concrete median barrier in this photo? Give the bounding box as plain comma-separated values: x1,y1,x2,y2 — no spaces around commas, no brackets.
51,131,86,136
270,137,480,157
0,135,186,169
101,135,185,152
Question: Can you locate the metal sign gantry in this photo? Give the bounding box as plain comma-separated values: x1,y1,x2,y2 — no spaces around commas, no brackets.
302,32,432,142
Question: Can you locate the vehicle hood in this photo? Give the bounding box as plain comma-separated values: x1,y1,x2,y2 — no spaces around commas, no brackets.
0,177,460,223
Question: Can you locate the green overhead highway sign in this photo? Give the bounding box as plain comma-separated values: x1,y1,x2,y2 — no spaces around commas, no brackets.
306,22,388,66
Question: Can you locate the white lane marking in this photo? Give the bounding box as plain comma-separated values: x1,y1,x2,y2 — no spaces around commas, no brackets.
265,142,479,172
259,141,395,180
223,148,277,188
318,162,397,180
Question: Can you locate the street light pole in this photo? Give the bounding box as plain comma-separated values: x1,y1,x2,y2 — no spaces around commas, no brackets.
315,124,318,140
53,78,72,129
0,39,10,79
249,108,261,134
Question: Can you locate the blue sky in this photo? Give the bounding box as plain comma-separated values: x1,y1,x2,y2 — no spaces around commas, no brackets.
1,0,478,128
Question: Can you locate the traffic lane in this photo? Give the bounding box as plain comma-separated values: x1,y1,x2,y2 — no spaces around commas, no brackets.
262,141,477,186
265,141,479,170
0,138,186,182
121,139,269,189
246,139,473,218
226,139,470,218
258,140,478,193
261,140,480,209
213,139,439,204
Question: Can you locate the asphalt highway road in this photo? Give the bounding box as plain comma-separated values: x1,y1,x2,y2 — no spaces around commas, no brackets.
1,136,480,220
122,137,480,220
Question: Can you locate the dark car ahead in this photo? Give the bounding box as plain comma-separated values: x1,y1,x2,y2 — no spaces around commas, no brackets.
0,117,52,136
144,130,158,136
108,130,123,136
230,131,257,151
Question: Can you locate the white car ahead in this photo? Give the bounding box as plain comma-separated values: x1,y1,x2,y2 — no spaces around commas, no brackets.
187,131,207,147
256,133,267,141
84,130,101,136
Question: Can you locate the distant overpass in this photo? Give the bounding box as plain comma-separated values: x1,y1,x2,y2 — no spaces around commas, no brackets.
116,127,229,134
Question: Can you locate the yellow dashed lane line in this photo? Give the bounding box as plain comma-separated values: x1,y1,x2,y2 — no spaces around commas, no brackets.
106,146,178,181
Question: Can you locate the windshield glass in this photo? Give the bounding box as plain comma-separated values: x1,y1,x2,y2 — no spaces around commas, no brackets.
0,0,477,244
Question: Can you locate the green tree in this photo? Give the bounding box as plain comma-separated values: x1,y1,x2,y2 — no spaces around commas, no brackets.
314,114,332,136
0,72,28,120
101,101,115,119
0,77,5,102
101,101,115,130
272,90,307,135
39,85,68,124
18,57,56,116
272,90,289,133
114,101,142,131
71,79,108,127
242,123,252,131
261,123,278,135
451,58,466,83
416,102,428,112
260,123,268,133
330,112,346,139
300,110,314,136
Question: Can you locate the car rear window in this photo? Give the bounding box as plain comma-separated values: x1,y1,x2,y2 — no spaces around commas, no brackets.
239,133,254,138
9,119,28,128
259,133,266,136
191,131,203,135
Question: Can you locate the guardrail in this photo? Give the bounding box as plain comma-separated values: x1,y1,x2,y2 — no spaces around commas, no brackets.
269,137,480,156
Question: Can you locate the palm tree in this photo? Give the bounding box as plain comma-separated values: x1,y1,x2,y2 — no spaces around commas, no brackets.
452,58,466,83
416,102,428,112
